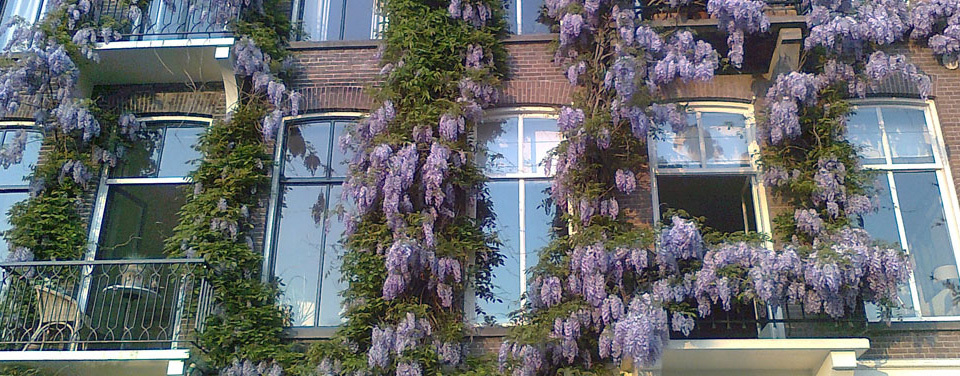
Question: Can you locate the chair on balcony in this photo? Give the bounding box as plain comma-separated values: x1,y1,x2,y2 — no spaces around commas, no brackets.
22,284,90,351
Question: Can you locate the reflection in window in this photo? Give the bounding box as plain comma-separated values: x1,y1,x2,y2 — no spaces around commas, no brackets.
0,128,41,260
272,119,354,327
97,120,205,260
477,114,560,324
848,106,934,165
0,0,45,50
111,122,204,178
855,105,960,319
295,0,380,41
656,111,750,169
504,0,548,35
97,184,187,260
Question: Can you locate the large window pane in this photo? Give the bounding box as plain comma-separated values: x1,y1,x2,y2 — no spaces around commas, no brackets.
285,121,333,178
524,181,553,279
847,108,885,165
504,0,517,33
300,0,374,41
656,113,700,168
479,117,520,175
0,130,42,186
0,192,28,260
894,171,960,317
521,118,560,175
329,121,351,178
520,0,548,34
701,112,749,167
318,185,348,326
113,124,204,178
859,175,917,319
481,181,521,323
97,184,188,260
0,0,44,49
275,185,325,326
882,108,934,164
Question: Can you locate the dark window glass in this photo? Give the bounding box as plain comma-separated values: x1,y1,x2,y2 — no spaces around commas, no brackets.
657,175,756,234
97,184,188,260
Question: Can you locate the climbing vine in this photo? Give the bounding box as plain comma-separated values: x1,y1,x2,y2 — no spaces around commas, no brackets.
306,0,508,375
493,1,960,375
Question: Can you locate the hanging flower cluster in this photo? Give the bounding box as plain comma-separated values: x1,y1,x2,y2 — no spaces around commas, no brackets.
309,0,507,374
232,37,301,140
501,1,919,375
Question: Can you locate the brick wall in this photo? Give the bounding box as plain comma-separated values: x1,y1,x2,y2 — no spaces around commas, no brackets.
94,82,226,117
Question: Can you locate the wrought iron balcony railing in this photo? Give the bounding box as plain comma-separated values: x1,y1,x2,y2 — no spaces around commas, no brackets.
0,259,212,351
672,301,868,340
91,0,238,41
635,0,807,20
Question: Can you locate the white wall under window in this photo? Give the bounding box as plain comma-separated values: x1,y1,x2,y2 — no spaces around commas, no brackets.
477,109,561,324
851,101,960,321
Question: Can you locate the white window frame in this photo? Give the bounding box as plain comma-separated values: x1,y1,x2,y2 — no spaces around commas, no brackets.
474,107,559,325
84,115,212,262
290,0,385,42
648,102,773,241
853,99,960,322
262,112,362,329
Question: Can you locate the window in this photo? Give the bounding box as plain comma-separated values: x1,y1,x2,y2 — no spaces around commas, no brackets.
267,118,354,327
0,0,46,49
850,103,960,320
0,127,42,261
650,104,770,236
292,0,383,42
91,119,205,260
477,112,561,324
504,0,548,35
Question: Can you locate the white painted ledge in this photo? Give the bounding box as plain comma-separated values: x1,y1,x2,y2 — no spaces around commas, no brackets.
96,37,235,50
0,349,190,362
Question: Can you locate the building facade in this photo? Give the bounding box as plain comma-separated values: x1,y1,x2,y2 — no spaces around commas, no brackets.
1,1,960,375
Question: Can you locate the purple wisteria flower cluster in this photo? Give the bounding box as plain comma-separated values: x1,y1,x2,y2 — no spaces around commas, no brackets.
232,37,301,140
706,0,770,67
367,313,434,371
219,359,283,376
448,0,495,28
506,216,908,374
0,130,27,169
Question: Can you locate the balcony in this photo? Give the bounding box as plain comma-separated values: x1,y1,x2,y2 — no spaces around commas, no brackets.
0,258,211,352
636,0,806,19
92,0,237,42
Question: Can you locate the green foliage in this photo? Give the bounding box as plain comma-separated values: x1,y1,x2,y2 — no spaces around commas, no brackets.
163,99,298,369
0,366,43,376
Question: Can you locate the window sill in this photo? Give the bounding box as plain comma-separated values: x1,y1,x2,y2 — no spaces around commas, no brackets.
868,319,960,332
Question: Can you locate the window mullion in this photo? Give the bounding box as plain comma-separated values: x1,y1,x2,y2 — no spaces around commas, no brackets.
876,107,894,166
518,178,527,308
697,112,707,168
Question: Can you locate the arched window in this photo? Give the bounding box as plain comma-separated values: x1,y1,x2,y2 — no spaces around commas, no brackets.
265,115,357,327
850,101,960,320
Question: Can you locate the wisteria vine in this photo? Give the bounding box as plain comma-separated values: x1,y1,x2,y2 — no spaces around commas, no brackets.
307,0,508,375
492,0,960,375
